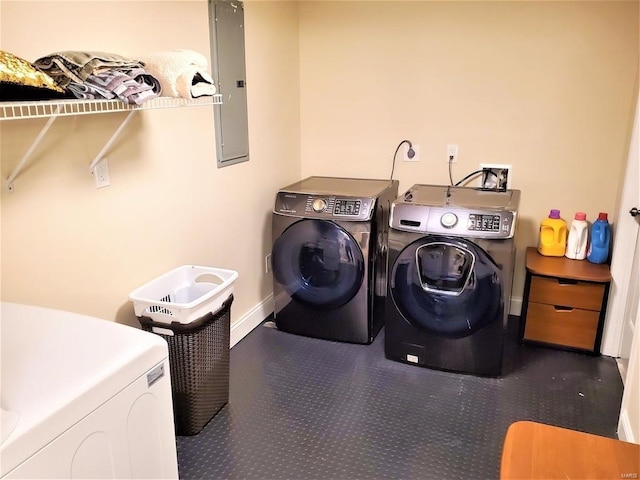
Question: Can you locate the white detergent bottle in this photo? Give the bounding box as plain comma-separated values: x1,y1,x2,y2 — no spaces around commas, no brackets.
565,212,589,260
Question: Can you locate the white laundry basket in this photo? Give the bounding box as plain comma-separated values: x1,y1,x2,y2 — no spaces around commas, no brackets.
129,265,238,331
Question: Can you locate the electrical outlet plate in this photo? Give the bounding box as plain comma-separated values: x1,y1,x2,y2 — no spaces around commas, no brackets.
265,253,272,274
479,163,512,190
447,144,458,163
93,158,110,188
404,144,420,162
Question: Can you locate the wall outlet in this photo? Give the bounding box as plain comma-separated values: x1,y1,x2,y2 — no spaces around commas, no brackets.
447,144,458,163
93,158,110,188
404,144,420,162
265,253,272,274
479,163,512,191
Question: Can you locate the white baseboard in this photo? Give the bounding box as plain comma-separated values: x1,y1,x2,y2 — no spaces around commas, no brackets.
617,410,636,443
230,294,274,348
509,296,523,317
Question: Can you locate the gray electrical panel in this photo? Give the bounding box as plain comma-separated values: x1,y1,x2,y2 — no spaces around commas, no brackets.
209,0,249,167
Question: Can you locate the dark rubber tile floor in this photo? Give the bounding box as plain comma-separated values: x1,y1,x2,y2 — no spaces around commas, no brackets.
176,317,624,479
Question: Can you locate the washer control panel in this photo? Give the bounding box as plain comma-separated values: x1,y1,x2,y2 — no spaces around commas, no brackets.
391,205,516,239
274,192,373,221
468,213,502,232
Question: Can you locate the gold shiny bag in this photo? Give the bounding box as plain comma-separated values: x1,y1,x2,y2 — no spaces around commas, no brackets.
0,50,66,100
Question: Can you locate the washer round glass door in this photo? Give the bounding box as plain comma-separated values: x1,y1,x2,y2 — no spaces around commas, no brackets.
390,236,502,338
272,219,365,310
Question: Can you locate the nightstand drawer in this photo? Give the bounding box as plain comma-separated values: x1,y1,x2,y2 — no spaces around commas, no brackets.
523,302,599,350
529,276,604,311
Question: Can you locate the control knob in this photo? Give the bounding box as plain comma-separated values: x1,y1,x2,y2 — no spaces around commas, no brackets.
440,212,458,228
312,198,327,212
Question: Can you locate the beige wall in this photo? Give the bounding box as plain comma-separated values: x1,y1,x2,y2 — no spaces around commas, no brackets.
0,1,301,326
298,0,639,301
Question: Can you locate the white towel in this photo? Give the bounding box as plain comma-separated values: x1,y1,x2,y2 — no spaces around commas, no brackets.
138,49,216,99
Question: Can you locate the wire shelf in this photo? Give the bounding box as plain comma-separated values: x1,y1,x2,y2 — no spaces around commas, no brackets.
0,95,222,121
3,94,223,192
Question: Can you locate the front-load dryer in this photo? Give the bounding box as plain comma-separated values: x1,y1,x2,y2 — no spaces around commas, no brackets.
271,176,398,344
385,184,520,376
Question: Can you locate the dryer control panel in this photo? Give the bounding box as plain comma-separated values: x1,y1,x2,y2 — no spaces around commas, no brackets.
274,192,374,221
390,204,517,239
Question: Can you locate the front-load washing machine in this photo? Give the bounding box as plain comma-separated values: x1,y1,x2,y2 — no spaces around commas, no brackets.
385,184,520,376
271,176,398,344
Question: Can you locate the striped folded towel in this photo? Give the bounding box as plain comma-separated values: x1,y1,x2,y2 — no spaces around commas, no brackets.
67,67,161,105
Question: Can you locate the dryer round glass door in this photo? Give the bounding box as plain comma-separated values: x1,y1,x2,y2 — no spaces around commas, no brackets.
272,219,365,310
390,236,502,338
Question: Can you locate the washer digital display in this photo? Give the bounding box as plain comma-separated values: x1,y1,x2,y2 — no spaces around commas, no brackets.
334,199,361,216
468,214,501,231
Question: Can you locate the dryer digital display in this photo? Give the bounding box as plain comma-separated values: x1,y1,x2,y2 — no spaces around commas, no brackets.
334,199,361,216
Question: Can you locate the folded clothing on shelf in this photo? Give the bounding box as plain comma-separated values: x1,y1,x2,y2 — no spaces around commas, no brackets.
33,51,163,104
67,67,161,105
137,49,216,99
33,51,143,88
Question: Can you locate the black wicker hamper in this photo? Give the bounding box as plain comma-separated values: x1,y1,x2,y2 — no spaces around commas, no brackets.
139,294,233,436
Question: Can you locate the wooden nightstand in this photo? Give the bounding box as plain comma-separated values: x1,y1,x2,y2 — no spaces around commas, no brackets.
519,247,612,354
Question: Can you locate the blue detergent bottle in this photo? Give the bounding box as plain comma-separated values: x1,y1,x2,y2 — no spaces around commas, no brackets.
586,212,610,264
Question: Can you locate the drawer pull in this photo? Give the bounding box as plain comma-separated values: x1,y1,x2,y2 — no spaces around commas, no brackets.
557,278,578,285
554,305,574,312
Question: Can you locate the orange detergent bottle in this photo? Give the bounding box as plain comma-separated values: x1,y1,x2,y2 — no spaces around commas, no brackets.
537,209,567,256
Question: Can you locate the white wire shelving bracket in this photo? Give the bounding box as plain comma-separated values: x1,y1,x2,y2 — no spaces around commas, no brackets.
2,95,222,192
88,110,137,173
